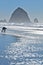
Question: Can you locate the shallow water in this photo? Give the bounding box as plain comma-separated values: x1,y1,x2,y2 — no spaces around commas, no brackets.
0,34,20,54
0,25,43,65
0,35,43,65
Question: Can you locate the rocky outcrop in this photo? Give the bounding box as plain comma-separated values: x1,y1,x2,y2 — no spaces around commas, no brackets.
0,19,7,22
34,18,38,23
9,7,30,23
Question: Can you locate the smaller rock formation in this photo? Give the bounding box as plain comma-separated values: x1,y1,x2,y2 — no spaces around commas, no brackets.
34,18,38,23
0,19,7,22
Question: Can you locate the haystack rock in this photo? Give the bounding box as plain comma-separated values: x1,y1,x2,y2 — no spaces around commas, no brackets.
9,7,31,23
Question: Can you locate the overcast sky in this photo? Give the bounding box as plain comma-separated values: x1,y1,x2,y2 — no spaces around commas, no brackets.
0,0,43,22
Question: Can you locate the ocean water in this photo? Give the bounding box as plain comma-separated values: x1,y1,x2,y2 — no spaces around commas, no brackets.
0,34,20,63
0,24,43,65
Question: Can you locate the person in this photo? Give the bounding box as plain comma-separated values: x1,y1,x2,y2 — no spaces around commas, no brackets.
1,27,7,32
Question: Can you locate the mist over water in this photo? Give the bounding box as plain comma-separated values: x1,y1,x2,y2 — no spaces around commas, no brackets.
0,23,43,65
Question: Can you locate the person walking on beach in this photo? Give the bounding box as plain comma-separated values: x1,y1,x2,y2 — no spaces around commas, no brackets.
1,27,7,32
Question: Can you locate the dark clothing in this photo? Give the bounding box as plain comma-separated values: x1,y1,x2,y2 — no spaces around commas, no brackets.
1,27,7,32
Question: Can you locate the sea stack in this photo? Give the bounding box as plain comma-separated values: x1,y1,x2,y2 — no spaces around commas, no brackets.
34,18,38,23
9,7,30,23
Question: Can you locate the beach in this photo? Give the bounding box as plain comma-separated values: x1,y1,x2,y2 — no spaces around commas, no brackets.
0,23,43,65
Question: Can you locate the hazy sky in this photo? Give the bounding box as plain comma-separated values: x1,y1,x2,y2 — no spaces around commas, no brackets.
0,0,43,22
